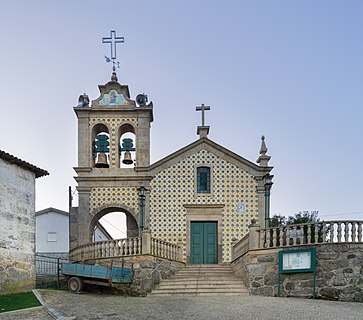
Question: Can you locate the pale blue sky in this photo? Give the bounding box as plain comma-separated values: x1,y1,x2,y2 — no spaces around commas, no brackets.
1,1,363,226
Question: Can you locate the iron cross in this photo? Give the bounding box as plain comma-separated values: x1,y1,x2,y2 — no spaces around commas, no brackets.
196,103,210,126
102,30,124,60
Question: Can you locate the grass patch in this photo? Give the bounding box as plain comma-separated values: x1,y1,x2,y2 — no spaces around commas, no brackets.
0,291,41,313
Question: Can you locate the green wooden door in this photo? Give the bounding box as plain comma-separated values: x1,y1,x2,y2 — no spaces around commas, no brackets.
190,222,217,264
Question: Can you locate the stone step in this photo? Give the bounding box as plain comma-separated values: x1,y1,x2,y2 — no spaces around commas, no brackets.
174,274,236,278
177,270,234,274
150,288,249,294
157,283,246,289
160,279,242,284
149,292,249,297
164,278,241,283
183,264,230,268
148,264,249,297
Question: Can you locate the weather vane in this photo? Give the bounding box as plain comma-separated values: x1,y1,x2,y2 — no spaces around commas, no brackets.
102,30,124,72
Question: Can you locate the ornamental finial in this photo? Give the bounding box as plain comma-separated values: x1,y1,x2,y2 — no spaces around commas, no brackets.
257,135,271,166
260,135,267,155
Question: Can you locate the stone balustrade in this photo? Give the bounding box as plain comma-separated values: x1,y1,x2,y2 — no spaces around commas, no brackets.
232,220,363,261
70,232,183,262
70,237,142,261
151,238,180,261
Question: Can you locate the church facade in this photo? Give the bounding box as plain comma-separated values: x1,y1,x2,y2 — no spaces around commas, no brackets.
71,72,273,264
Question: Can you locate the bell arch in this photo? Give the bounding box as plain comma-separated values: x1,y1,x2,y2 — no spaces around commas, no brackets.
89,204,139,242
118,123,136,168
91,123,111,168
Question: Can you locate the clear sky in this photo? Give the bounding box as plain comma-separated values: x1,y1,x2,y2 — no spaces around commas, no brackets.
1,1,363,232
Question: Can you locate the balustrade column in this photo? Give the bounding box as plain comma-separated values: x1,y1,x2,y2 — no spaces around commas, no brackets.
330,223,335,242
307,224,312,244
272,228,277,247
345,223,350,242
314,223,319,244
358,223,362,242
352,223,357,243
337,223,342,243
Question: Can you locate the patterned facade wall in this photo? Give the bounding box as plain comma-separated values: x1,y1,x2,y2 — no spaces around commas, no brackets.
89,117,137,167
149,150,259,262
89,186,139,216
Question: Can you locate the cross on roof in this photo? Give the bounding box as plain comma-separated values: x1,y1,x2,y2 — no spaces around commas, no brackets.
196,103,210,127
102,30,124,60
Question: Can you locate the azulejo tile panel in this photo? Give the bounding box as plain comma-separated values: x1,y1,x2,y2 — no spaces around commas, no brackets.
89,186,139,216
89,117,137,167
150,149,259,262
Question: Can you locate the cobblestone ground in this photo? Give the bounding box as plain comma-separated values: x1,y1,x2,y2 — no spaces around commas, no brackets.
1,290,363,320
0,306,52,320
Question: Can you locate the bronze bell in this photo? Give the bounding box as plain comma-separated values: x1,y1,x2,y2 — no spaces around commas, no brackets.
122,151,133,165
95,152,109,168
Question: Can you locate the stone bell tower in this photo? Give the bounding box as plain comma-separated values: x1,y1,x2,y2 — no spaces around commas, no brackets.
70,31,153,249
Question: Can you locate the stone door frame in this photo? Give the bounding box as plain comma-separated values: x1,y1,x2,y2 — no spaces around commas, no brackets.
184,204,224,264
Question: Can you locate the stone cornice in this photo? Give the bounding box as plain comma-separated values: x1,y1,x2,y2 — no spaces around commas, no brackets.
74,175,153,183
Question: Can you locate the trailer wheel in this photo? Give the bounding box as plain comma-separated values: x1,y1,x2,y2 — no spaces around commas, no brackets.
68,276,83,293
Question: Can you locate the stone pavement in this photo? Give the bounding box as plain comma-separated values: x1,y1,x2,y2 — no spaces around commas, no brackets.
1,290,363,320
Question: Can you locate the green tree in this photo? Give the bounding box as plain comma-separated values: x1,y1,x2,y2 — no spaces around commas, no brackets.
269,211,324,246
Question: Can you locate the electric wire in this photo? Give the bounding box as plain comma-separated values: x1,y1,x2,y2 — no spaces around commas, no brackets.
319,211,363,218
100,217,127,236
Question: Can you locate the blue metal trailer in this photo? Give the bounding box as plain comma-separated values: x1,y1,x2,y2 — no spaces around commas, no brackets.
61,261,133,293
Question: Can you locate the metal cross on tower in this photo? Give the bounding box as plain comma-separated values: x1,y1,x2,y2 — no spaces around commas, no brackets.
196,103,210,126
102,30,124,72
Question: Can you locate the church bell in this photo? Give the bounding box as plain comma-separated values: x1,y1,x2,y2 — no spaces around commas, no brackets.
122,151,133,165
95,152,109,168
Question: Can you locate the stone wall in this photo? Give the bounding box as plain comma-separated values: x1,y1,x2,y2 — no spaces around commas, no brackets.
94,255,185,296
0,158,36,293
231,243,363,302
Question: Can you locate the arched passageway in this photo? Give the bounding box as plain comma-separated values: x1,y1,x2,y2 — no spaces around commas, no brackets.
90,206,139,242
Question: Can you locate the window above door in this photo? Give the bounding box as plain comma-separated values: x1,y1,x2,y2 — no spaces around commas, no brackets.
196,165,212,195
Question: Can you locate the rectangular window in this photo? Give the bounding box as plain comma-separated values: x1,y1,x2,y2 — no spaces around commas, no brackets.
47,232,57,242
197,167,211,194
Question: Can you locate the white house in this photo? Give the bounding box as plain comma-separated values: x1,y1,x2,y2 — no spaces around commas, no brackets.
36,207,112,259
35,208,70,259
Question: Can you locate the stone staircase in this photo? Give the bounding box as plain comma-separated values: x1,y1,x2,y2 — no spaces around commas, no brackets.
148,264,249,297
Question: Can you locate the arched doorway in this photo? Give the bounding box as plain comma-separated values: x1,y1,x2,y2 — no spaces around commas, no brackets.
90,206,139,242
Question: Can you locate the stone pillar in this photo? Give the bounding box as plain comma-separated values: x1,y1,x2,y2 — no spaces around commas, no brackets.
256,177,266,228
70,189,91,249
136,116,151,167
142,230,151,255
249,220,261,250
177,239,183,261
76,111,91,167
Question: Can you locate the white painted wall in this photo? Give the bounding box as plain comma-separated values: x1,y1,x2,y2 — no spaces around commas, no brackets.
35,209,69,253
93,226,111,242
0,158,36,293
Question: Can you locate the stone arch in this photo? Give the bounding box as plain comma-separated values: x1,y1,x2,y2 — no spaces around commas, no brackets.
118,122,136,136
89,203,139,242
